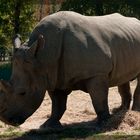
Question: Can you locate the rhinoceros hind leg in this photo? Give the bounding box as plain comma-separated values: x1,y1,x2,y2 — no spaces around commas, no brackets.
132,77,140,111
40,90,71,129
86,76,110,125
117,82,132,111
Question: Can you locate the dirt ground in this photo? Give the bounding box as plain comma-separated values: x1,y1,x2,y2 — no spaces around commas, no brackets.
19,80,140,134
0,80,140,137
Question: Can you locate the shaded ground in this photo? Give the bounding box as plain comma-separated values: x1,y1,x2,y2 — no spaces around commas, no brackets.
0,81,140,139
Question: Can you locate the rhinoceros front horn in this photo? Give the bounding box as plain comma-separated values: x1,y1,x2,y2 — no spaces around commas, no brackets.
0,80,12,94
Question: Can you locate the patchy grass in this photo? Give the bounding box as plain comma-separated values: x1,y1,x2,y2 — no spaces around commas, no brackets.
0,81,140,139
89,135,140,140
0,122,22,139
135,127,140,131
0,109,140,139
0,123,140,140
5,128,139,140
0,126,23,139
0,131,23,139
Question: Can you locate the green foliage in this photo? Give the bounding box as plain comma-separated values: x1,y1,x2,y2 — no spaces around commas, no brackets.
61,0,96,15
61,0,140,18
0,0,36,50
103,0,140,18
0,62,12,80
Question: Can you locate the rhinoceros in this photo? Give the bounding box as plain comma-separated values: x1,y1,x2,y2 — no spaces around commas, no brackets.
0,11,140,128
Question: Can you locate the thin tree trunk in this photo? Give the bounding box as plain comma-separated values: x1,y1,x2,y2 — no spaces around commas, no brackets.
14,0,21,34
40,0,44,20
45,0,50,15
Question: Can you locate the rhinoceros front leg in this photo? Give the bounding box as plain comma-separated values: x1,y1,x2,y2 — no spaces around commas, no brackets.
86,76,110,125
117,82,132,110
132,77,140,111
40,90,71,129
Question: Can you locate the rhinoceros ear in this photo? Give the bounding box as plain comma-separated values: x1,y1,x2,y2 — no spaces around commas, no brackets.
27,34,45,58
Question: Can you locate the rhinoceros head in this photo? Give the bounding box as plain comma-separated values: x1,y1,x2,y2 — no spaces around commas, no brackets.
0,34,46,126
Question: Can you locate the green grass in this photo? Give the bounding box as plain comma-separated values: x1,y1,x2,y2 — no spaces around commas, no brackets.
88,135,140,140
58,128,140,140
135,127,140,131
0,62,12,80
0,126,23,139
0,126,140,140
0,130,23,139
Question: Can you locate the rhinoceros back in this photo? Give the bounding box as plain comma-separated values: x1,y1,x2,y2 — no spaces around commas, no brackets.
100,14,140,86
28,11,140,89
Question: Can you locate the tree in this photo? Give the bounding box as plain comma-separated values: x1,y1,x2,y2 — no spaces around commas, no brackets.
14,0,21,34
61,0,140,18
0,0,36,51
61,0,95,15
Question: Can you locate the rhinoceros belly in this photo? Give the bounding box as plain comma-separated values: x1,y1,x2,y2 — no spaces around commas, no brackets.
109,42,140,87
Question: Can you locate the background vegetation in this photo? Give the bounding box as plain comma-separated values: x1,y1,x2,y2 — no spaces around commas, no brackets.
0,0,36,49
0,0,37,80
0,0,140,55
0,0,140,54
61,0,140,17
1,0,140,80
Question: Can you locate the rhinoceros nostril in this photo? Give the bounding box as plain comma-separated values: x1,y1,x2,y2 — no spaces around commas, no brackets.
0,108,7,114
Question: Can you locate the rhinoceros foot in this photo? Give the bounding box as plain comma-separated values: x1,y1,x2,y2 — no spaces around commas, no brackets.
96,113,111,127
132,83,140,112
132,104,140,112
112,105,130,114
40,119,63,129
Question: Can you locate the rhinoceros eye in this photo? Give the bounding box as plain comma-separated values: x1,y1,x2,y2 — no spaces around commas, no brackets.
24,59,32,64
0,89,4,94
19,92,26,96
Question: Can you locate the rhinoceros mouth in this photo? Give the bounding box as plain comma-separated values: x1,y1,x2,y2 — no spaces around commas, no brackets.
0,115,25,126
9,117,25,126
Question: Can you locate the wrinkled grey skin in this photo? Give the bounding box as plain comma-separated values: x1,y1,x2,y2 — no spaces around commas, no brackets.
0,11,140,128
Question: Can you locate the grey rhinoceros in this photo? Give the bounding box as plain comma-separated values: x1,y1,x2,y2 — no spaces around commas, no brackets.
0,11,140,128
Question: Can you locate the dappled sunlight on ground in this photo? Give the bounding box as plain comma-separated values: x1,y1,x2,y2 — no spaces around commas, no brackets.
0,80,140,139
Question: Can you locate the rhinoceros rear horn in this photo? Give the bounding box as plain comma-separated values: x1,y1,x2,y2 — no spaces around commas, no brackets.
27,34,45,57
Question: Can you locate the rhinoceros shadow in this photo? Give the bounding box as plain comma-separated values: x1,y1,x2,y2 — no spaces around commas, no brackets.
10,110,129,140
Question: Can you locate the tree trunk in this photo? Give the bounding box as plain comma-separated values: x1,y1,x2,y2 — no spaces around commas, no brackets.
40,0,44,20
14,0,21,34
45,0,50,15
